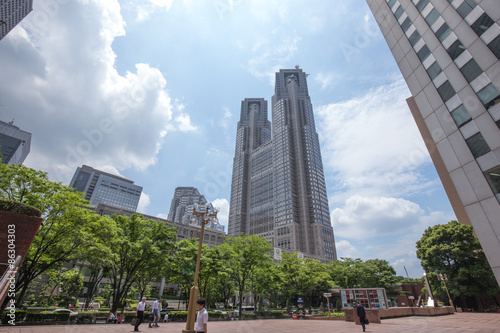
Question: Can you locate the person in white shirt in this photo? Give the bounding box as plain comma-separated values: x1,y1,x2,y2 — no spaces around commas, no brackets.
149,296,162,328
195,298,208,333
135,297,147,332
164,312,168,323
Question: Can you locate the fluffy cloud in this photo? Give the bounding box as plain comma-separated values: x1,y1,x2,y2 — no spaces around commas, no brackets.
137,192,151,213
212,198,229,230
0,0,187,183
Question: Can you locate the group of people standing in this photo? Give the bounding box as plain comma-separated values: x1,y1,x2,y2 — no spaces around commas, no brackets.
133,296,208,333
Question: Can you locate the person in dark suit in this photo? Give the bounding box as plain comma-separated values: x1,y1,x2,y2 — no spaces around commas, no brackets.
354,301,367,332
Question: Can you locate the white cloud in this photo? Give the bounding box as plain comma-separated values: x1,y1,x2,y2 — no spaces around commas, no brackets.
316,78,434,202
334,239,357,258
314,72,337,90
0,0,181,183
134,0,173,22
137,192,151,213
217,107,232,129
156,213,169,219
174,114,197,132
212,198,229,230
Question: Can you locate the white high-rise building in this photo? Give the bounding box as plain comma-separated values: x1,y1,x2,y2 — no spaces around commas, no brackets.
367,0,500,284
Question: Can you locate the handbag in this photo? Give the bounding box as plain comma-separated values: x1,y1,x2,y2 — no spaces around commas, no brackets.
364,318,370,325
131,317,138,326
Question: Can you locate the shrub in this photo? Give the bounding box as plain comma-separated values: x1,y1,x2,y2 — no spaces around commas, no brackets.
270,310,285,318
243,313,255,319
1,310,26,324
0,198,42,217
25,311,71,322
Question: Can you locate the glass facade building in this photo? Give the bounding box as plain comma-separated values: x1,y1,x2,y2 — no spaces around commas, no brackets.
0,0,33,41
167,186,224,232
228,69,337,262
69,165,142,211
0,119,31,165
367,0,500,285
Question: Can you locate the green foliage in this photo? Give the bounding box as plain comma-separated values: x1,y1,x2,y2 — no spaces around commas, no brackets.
243,312,256,319
0,198,41,216
416,220,500,303
328,257,397,289
1,310,26,324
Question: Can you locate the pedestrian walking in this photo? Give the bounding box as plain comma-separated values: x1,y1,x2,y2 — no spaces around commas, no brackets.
149,296,162,328
354,301,367,332
135,297,147,332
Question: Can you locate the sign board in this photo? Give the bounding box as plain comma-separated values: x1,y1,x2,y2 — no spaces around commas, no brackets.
340,288,389,309
323,293,332,297
297,297,305,320
274,247,282,260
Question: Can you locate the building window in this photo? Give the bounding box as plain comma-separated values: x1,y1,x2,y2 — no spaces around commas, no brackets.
388,0,397,8
487,35,500,59
417,45,431,61
395,6,404,19
426,61,442,80
460,59,482,83
484,166,500,195
409,30,421,46
466,132,491,158
470,13,494,36
456,0,476,18
477,83,500,109
425,9,440,27
416,0,429,12
447,40,466,60
450,105,472,127
401,17,412,31
435,23,452,42
437,81,456,102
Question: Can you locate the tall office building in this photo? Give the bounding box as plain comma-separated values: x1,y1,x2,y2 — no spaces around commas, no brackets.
0,0,33,41
167,186,224,232
228,69,337,262
0,119,31,164
367,0,500,284
69,165,143,211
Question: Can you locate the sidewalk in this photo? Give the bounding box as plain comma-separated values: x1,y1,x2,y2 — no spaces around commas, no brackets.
0,313,499,333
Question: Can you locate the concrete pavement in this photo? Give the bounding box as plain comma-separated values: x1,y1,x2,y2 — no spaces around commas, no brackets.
0,313,499,333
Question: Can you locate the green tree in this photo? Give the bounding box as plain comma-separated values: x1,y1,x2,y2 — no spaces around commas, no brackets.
362,259,398,290
107,214,177,313
59,268,84,307
329,258,365,288
0,163,96,306
225,234,272,319
416,220,499,309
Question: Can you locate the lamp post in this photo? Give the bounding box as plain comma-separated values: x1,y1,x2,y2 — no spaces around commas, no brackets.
182,204,218,333
439,274,454,310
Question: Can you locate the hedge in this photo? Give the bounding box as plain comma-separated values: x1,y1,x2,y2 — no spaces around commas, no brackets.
0,199,42,217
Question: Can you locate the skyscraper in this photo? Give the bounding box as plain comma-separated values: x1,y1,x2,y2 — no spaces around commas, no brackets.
367,0,500,284
69,165,143,211
167,186,224,232
0,0,33,41
228,69,337,262
0,119,31,165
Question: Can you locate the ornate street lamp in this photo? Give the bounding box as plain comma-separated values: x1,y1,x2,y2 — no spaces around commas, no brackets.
182,204,218,333
439,274,454,310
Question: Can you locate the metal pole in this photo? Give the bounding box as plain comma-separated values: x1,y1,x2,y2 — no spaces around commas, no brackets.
440,275,454,310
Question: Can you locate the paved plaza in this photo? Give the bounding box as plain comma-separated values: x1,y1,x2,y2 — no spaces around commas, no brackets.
0,313,499,333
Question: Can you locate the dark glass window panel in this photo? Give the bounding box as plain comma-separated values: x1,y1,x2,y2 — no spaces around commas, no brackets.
401,17,412,31
447,40,466,60
477,84,500,109
450,105,472,127
460,59,482,83
409,30,421,46
487,35,500,59
466,132,491,158
456,0,476,18
417,45,431,61
471,13,494,36
416,0,429,12
496,119,500,130
436,23,452,42
484,166,500,195
437,81,456,102
388,0,397,8
395,6,405,19
425,9,440,26
427,61,442,80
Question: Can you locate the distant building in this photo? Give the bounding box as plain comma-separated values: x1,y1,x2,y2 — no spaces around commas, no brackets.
0,0,33,41
228,68,337,262
167,186,224,232
69,165,142,211
367,0,500,285
0,119,31,164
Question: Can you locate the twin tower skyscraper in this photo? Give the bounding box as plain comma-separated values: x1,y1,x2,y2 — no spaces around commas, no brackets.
228,68,337,262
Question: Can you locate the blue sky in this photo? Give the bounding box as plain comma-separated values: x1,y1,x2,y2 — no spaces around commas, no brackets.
0,0,456,277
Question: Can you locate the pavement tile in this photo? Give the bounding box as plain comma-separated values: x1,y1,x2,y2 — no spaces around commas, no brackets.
0,313,499,333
